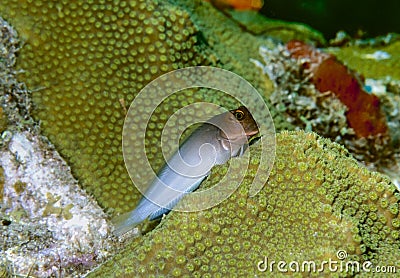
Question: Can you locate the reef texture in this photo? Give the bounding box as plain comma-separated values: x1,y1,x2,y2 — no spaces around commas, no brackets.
226,10,326,45
0,0,213,213
0,132,114,277
0,0,320,214
171,0,323,93
91,131,400,277
1,0,400,276
204,0,264,11
328,37,400,81
0,16,32,133
251,42,350,139
286,40,388,139
252,41,400,186
0,16,115,277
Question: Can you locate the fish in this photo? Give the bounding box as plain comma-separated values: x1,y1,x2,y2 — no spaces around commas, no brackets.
205,0,264,11
112,106,259,236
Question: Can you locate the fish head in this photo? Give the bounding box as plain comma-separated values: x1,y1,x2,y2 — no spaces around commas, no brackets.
229,106,259,139
212,105,259,148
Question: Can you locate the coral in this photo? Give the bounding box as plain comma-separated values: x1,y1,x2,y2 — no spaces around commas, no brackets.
205,0,264,11
327,38,400,81
252,42,399,188
0,107,7,133
0,0,305,214
0,16,32,133
89,131,400,277
252,43,350,139
286,40,388,139
0,166,3,201
227,10,326,45
172,0,323,94
0,132,114,277
0,0,399,276
0,0,211,213
0,16,116,276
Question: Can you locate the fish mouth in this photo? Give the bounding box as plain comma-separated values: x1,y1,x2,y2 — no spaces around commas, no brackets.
246,130,259,138
220,130,259,141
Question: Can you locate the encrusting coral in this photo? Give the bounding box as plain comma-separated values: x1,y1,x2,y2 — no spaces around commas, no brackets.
0,0,212,213
286,40,388,139
0,0,312,214
0,16,32,133
251,40,400,185
0,17,115,276
204,0,264,11
91,131,400,277
328,38,400,81
1,0,400,276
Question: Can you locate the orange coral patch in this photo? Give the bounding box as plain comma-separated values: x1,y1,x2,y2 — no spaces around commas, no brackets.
286,40,388,138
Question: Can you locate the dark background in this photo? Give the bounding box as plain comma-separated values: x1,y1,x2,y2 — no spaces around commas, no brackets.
260,0,400,39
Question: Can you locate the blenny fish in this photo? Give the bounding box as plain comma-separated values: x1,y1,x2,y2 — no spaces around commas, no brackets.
112,106,259,236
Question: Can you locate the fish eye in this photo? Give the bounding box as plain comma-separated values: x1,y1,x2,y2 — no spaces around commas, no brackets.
234,110,245,121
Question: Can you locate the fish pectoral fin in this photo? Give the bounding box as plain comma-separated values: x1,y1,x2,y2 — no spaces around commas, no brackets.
218,137,231,151
230,143,248,158
148,206,171,221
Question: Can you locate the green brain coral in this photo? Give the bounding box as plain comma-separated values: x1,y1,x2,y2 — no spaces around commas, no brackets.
1,0,399,276
91,131,400,277
0,0,299,214
0,0,213,212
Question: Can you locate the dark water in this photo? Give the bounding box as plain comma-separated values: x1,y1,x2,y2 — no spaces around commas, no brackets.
260,0,400,39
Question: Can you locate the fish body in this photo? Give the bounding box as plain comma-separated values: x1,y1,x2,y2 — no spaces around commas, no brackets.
112,106,258,236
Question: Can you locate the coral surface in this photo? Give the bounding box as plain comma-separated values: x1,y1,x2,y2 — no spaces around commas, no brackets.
286,40,388,139
205,0,264,11
1,0,399,277
0,16,114,277
328,38,400,81
0,16,31,132
252,40,400,188
0,0,314,214
0,132,114,277
0,0,212,213
91,131,400,277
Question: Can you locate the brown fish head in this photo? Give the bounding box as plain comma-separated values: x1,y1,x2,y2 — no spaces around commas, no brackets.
213,105,259,147
229,106,259,139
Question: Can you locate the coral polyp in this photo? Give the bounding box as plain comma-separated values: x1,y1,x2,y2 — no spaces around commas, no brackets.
90,131,400,277
0,0,210,213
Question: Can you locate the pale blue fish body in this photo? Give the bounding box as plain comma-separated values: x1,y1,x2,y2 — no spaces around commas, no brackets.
112,106,258,236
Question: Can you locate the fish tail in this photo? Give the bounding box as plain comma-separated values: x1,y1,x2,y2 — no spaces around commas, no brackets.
111,209,146,236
